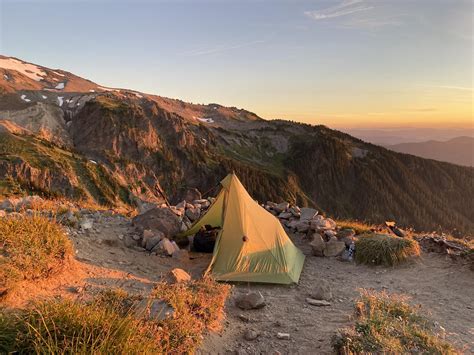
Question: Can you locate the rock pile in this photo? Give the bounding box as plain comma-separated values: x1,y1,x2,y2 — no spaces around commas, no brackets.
264,201,355,258
127,195,214,254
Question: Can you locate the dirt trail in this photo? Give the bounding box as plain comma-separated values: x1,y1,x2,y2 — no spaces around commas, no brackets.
200,239,474,354
3,213,473,354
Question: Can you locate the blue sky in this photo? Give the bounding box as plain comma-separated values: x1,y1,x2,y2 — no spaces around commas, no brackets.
1,0,472,128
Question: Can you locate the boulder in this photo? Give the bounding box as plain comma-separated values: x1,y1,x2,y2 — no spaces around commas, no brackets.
0,210,6,218
185,206,201,222
132,207,181,237
324,240,346,257
167,268,191,283
135,299,174,321
300,207,318,221
309,280,333,301
183,188,201,203
235,292,266,310
309,233,325,257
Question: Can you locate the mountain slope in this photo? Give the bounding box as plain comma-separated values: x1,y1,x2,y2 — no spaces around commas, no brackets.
388,137,474,166
0,57,473,235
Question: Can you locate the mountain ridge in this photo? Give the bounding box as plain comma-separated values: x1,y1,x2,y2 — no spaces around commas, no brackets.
1,56,473,235
387,136,474,166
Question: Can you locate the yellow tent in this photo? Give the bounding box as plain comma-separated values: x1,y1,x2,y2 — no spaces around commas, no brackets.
183,173,305,284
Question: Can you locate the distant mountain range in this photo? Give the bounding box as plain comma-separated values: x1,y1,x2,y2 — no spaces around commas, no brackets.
1,56,473,235
344,128,474,146
387,137,474,167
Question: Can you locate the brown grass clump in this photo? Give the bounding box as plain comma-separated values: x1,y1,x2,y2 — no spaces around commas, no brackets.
151,278,231,353
0,214,72,296
332,290,459,354
355,233,420,266
336,219,376,235
0,279,230,354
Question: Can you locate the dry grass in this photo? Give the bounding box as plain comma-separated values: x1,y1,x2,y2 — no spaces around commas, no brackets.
332,290,459,354
355,233,420,266
151,278,231,353
336,219,376,235
0,279,230,354
0,214,72,296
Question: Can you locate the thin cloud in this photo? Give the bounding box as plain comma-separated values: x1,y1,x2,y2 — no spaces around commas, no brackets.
304,0,373,21
182,40,266,57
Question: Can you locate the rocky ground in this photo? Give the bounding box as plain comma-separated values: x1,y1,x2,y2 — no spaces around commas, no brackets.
1,197,473,353
200,240,474,354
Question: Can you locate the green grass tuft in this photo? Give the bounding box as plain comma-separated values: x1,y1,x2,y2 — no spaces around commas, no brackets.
355,233,420,266
0,214,72,296
332,290,458,354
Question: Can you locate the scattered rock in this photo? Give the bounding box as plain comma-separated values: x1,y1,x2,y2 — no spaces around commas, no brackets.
155,238,180,256
306,298,331,306
0,210,6,218
80,218,93,230
243,329,259,341
167,268,191,283
235,292,266,310
309,280,333,301
276,332,290,340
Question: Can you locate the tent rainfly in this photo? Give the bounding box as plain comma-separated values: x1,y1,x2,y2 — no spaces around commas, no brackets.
182,173,305,284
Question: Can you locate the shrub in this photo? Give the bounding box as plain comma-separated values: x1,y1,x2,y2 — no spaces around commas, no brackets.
355,233,420,266
0,279,230,354
0,214,72,295
332,290,458,354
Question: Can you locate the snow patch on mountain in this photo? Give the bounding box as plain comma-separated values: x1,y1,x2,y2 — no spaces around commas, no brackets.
197,117,215,123
55,82,65,90
58,97,64,106
20,94,31,102
0,58,46,81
